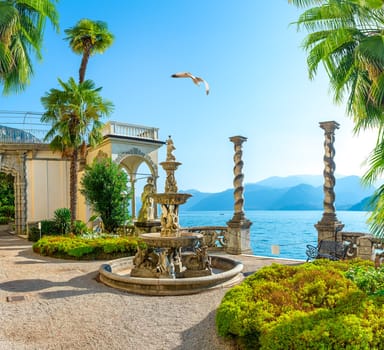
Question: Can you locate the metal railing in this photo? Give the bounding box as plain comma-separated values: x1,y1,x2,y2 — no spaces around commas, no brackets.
0,111,48,144
0,126,48,144
0,114,160,145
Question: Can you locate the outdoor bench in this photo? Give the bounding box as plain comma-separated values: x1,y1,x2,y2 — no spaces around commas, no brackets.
306,240,350,262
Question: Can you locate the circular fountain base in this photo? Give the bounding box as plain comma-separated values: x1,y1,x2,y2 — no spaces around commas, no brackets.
99,255,244,296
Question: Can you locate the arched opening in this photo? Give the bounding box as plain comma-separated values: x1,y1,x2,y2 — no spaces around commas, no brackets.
116,152,159,220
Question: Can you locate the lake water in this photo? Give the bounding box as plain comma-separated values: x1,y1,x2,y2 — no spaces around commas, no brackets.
179,210,371,261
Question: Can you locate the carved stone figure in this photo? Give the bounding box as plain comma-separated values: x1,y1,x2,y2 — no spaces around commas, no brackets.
137,177,155,222
166,136,176,161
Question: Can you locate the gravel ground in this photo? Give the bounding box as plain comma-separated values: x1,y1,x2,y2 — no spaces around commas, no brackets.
0,227,302,350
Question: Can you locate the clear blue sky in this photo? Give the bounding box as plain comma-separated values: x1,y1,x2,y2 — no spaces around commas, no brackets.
1,0,377,193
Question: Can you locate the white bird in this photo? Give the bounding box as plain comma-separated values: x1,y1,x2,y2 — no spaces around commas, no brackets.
171,72,209,95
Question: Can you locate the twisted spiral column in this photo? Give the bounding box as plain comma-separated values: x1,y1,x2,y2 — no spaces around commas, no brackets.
226,135,252,254
320,121,338,219
316,121,344,241
230,136,247,221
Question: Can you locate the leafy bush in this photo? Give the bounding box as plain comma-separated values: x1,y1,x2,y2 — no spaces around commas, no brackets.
216,260,384,349
41,220,58,234
54,208,71,235
71,220,90,235
28,220,61,242
345,265,384,295
32,235,146,260
0,216,9,224
0,205,14,219
28,227,41,242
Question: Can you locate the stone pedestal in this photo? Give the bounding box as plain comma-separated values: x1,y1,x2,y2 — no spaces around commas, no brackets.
315,219,344,243
357,236,375,261
226,219,252,255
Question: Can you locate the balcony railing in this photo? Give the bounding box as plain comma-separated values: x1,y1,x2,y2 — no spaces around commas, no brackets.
102,121,159,141
0,120,160,145
0,126,48,144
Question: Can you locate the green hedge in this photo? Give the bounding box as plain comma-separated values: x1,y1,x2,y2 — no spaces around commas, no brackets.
32,235,146,260
216,259,384,349
28,220,61,242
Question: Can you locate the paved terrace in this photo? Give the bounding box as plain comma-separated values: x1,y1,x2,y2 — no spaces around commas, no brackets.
0,227,302,350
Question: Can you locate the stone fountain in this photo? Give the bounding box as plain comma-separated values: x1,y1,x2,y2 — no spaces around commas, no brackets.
131,136,211,279
99,137,243,295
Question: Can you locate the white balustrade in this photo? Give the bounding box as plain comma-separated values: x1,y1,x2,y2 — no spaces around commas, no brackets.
103,121,159,140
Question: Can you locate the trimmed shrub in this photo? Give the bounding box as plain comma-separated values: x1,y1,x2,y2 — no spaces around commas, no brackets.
32,235,146,260
216,260,384,349
41,220,59,235
28,220,61,242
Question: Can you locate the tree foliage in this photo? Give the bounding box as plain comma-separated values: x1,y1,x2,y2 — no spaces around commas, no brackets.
0,173,14,222
80,157,130,233
64,19,114,83
0,0,59,94
0,173,13,206
41,77,114,224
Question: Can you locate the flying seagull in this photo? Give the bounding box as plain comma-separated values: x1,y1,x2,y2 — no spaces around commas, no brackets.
171,72,209,95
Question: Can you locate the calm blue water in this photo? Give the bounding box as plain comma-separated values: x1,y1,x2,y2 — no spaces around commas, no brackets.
179,210,371,261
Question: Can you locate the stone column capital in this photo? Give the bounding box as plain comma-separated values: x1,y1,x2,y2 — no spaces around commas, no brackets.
229,135,248,145
319,121,340,133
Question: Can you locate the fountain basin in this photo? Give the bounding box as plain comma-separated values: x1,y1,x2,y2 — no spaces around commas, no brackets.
99,255,244,296
152,192,192,205
140,231,202,247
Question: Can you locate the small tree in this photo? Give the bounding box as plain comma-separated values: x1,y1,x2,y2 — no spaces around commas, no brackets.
80,157,130,233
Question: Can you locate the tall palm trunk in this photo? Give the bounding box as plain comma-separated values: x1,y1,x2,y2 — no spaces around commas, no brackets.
70,148,79,224
79,43,91,83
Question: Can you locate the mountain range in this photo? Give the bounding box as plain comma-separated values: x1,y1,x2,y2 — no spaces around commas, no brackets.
177,175,376,211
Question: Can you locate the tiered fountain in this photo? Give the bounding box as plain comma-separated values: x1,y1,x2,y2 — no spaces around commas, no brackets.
99,137,244,295
131,136,211,279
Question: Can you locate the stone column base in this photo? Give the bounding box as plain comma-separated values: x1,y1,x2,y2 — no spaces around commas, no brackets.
226,219,252,255
315,220,344,243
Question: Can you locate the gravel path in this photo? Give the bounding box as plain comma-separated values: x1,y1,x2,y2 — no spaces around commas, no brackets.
0,227,302,350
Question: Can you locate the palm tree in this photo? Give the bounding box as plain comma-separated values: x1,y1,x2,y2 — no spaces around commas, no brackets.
41,77,114,224
289,0,384,236
64,19,114,83
0,0,59,94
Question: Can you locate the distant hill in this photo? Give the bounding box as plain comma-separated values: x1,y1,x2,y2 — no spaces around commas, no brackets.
256,175,324,188
349,196,374,211
334,176,375,209
176,175,376,211
269,184,323,210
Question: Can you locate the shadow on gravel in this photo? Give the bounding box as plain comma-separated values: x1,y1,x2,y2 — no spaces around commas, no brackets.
0,271,125,299
174,310,236,350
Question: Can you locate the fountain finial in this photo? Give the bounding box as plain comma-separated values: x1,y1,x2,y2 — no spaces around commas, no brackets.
166,136,176,161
